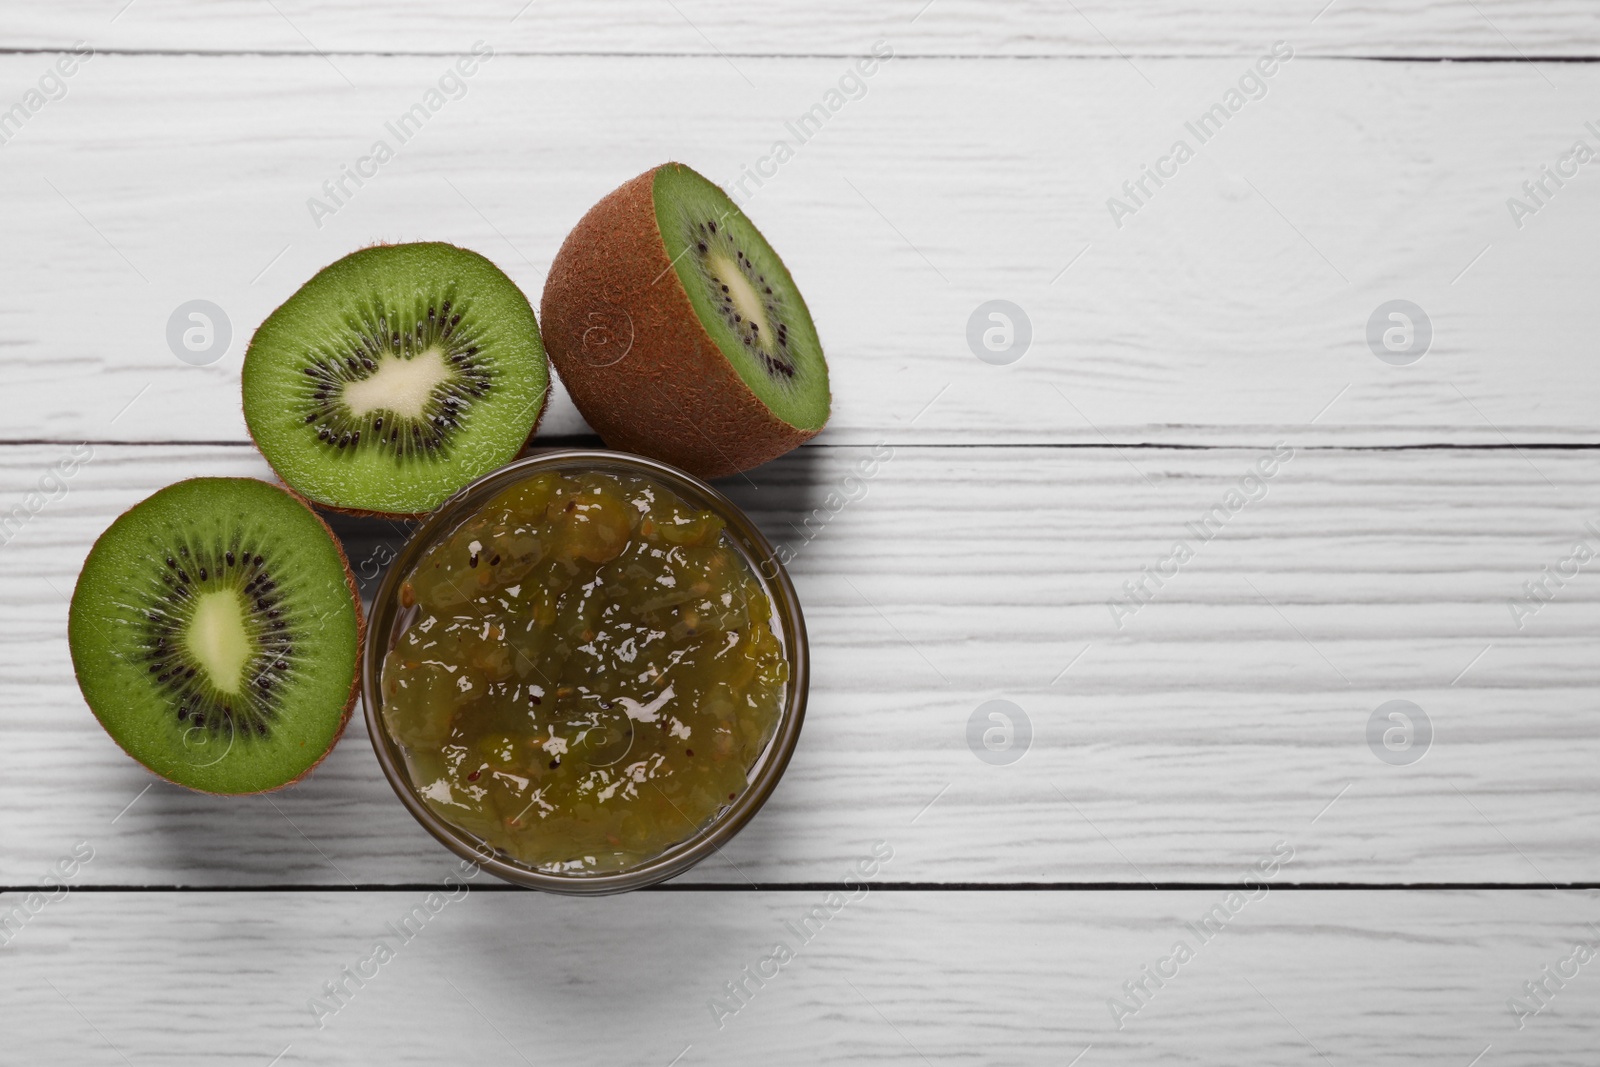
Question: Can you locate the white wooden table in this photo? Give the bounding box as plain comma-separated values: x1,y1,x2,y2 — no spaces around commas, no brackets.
4,3,1599,1063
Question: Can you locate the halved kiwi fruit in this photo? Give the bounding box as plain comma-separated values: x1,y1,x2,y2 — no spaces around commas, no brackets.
541,163,830,478
243,242,548,517
68,478,361,795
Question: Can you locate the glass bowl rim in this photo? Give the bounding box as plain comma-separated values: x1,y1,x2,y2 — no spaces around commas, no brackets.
361,448,809,895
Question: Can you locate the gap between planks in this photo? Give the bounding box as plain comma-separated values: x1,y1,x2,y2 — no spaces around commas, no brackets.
3,49,1600,61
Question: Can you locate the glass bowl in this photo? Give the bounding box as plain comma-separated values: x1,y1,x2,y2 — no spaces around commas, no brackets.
362,449,808,894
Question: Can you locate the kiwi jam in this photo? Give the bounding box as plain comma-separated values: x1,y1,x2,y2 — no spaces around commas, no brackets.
380,469,788,872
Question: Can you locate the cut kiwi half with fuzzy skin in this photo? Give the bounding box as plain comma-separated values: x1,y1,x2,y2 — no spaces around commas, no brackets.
68,478,362,795
541,162,830,479
243,242,549,517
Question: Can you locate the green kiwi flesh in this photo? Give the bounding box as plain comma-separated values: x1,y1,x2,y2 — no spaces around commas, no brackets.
243,243,548,516
68,478,361,794
654,166,829,433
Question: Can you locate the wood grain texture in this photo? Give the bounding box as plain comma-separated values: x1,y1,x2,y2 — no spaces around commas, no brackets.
0,55,1597,446
5,0,1600,57
7,444,1598,886
2,889,1597,1064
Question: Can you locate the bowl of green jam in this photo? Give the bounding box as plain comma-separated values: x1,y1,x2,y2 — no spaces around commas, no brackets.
363,449,808,893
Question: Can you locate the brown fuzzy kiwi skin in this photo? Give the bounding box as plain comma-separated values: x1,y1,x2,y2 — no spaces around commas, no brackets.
241,240,551,520
541,163,824,480
68,480,364,796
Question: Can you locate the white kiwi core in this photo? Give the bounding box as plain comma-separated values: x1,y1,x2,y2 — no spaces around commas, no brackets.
185,590,252,696
705,252,774,341
342,348,453,419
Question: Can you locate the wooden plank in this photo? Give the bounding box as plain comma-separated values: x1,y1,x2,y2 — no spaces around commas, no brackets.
7,444,1599,886
1,55,1595,446
6,0,1600,57
1,889,1596,1064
